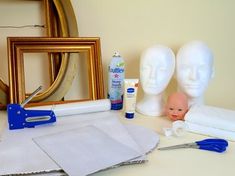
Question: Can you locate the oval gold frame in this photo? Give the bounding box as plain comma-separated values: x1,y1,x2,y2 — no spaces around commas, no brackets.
0,79,8,108
32,0,80,102
1,0,83,106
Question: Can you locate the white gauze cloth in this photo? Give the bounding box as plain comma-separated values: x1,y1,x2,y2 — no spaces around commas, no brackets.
185,121,235,141
185,105,235,141
185,105,235,132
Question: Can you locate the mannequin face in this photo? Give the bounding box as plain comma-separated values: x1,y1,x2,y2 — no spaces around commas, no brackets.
176,42,214,98
165,92,188,121
140,46,175,95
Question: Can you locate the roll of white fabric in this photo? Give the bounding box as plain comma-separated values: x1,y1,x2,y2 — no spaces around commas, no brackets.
185,121,235,141
185,105,235,132
28,99,111,117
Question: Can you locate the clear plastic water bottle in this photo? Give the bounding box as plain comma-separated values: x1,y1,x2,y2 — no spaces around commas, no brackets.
108,51,125,110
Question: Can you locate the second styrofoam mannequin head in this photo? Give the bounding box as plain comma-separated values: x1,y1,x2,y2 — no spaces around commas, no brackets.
176,41,214,107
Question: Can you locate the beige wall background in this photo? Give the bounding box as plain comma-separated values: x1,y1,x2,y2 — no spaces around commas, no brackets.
0,0,235,110
0,0,47,93
72,0,235,110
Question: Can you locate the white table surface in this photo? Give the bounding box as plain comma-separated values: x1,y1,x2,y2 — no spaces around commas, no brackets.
0,110,234,176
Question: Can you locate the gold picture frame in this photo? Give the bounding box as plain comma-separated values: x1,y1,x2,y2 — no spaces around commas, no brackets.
8,37,104,107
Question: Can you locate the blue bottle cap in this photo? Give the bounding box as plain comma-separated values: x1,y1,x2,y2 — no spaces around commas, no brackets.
125,112,134,119
111,103,123,110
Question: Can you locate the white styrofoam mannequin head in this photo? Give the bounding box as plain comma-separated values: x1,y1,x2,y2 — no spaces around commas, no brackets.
176,41,214,106
137,45,175,117
140,45,175,95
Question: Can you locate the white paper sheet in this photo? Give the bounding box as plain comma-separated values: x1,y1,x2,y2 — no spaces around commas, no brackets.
119,124,159,165
125,124,159,154
0,139,60,175
33,126,141,176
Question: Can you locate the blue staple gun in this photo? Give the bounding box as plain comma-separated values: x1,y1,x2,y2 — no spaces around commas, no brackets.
7,86,56,130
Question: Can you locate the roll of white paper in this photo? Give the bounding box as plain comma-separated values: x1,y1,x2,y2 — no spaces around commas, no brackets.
172,120,187,137
28,99,111,117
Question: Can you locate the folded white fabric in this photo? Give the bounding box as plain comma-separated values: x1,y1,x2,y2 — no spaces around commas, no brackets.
185,105,235,141
185,105,235,131
185,121,235,141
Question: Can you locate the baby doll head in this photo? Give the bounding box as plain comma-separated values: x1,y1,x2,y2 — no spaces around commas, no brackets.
165,92,189,121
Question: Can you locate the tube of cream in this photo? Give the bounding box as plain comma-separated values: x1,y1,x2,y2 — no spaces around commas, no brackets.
124,79,139,119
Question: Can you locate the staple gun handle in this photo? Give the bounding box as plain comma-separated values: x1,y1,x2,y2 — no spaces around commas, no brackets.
23,108,56,128
7,104,56,130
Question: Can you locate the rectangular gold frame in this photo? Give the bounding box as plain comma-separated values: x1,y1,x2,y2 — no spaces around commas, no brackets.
8,37,104,107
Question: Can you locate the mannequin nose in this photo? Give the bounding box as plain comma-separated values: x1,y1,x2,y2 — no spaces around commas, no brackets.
150,67,157,79
189,68,199,80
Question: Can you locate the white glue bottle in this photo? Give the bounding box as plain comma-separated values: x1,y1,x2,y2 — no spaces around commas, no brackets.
108,51,125,110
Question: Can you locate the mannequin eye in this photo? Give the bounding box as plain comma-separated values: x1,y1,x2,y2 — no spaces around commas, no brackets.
198,65,209,72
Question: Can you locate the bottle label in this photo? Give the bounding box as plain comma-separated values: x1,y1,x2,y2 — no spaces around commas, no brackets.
108,64,124,110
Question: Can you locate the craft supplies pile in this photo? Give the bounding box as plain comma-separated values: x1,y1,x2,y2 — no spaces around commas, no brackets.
0,99,160,176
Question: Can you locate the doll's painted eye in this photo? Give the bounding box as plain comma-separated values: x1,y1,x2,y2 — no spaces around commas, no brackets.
169,108,174,111
178,109,182,111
